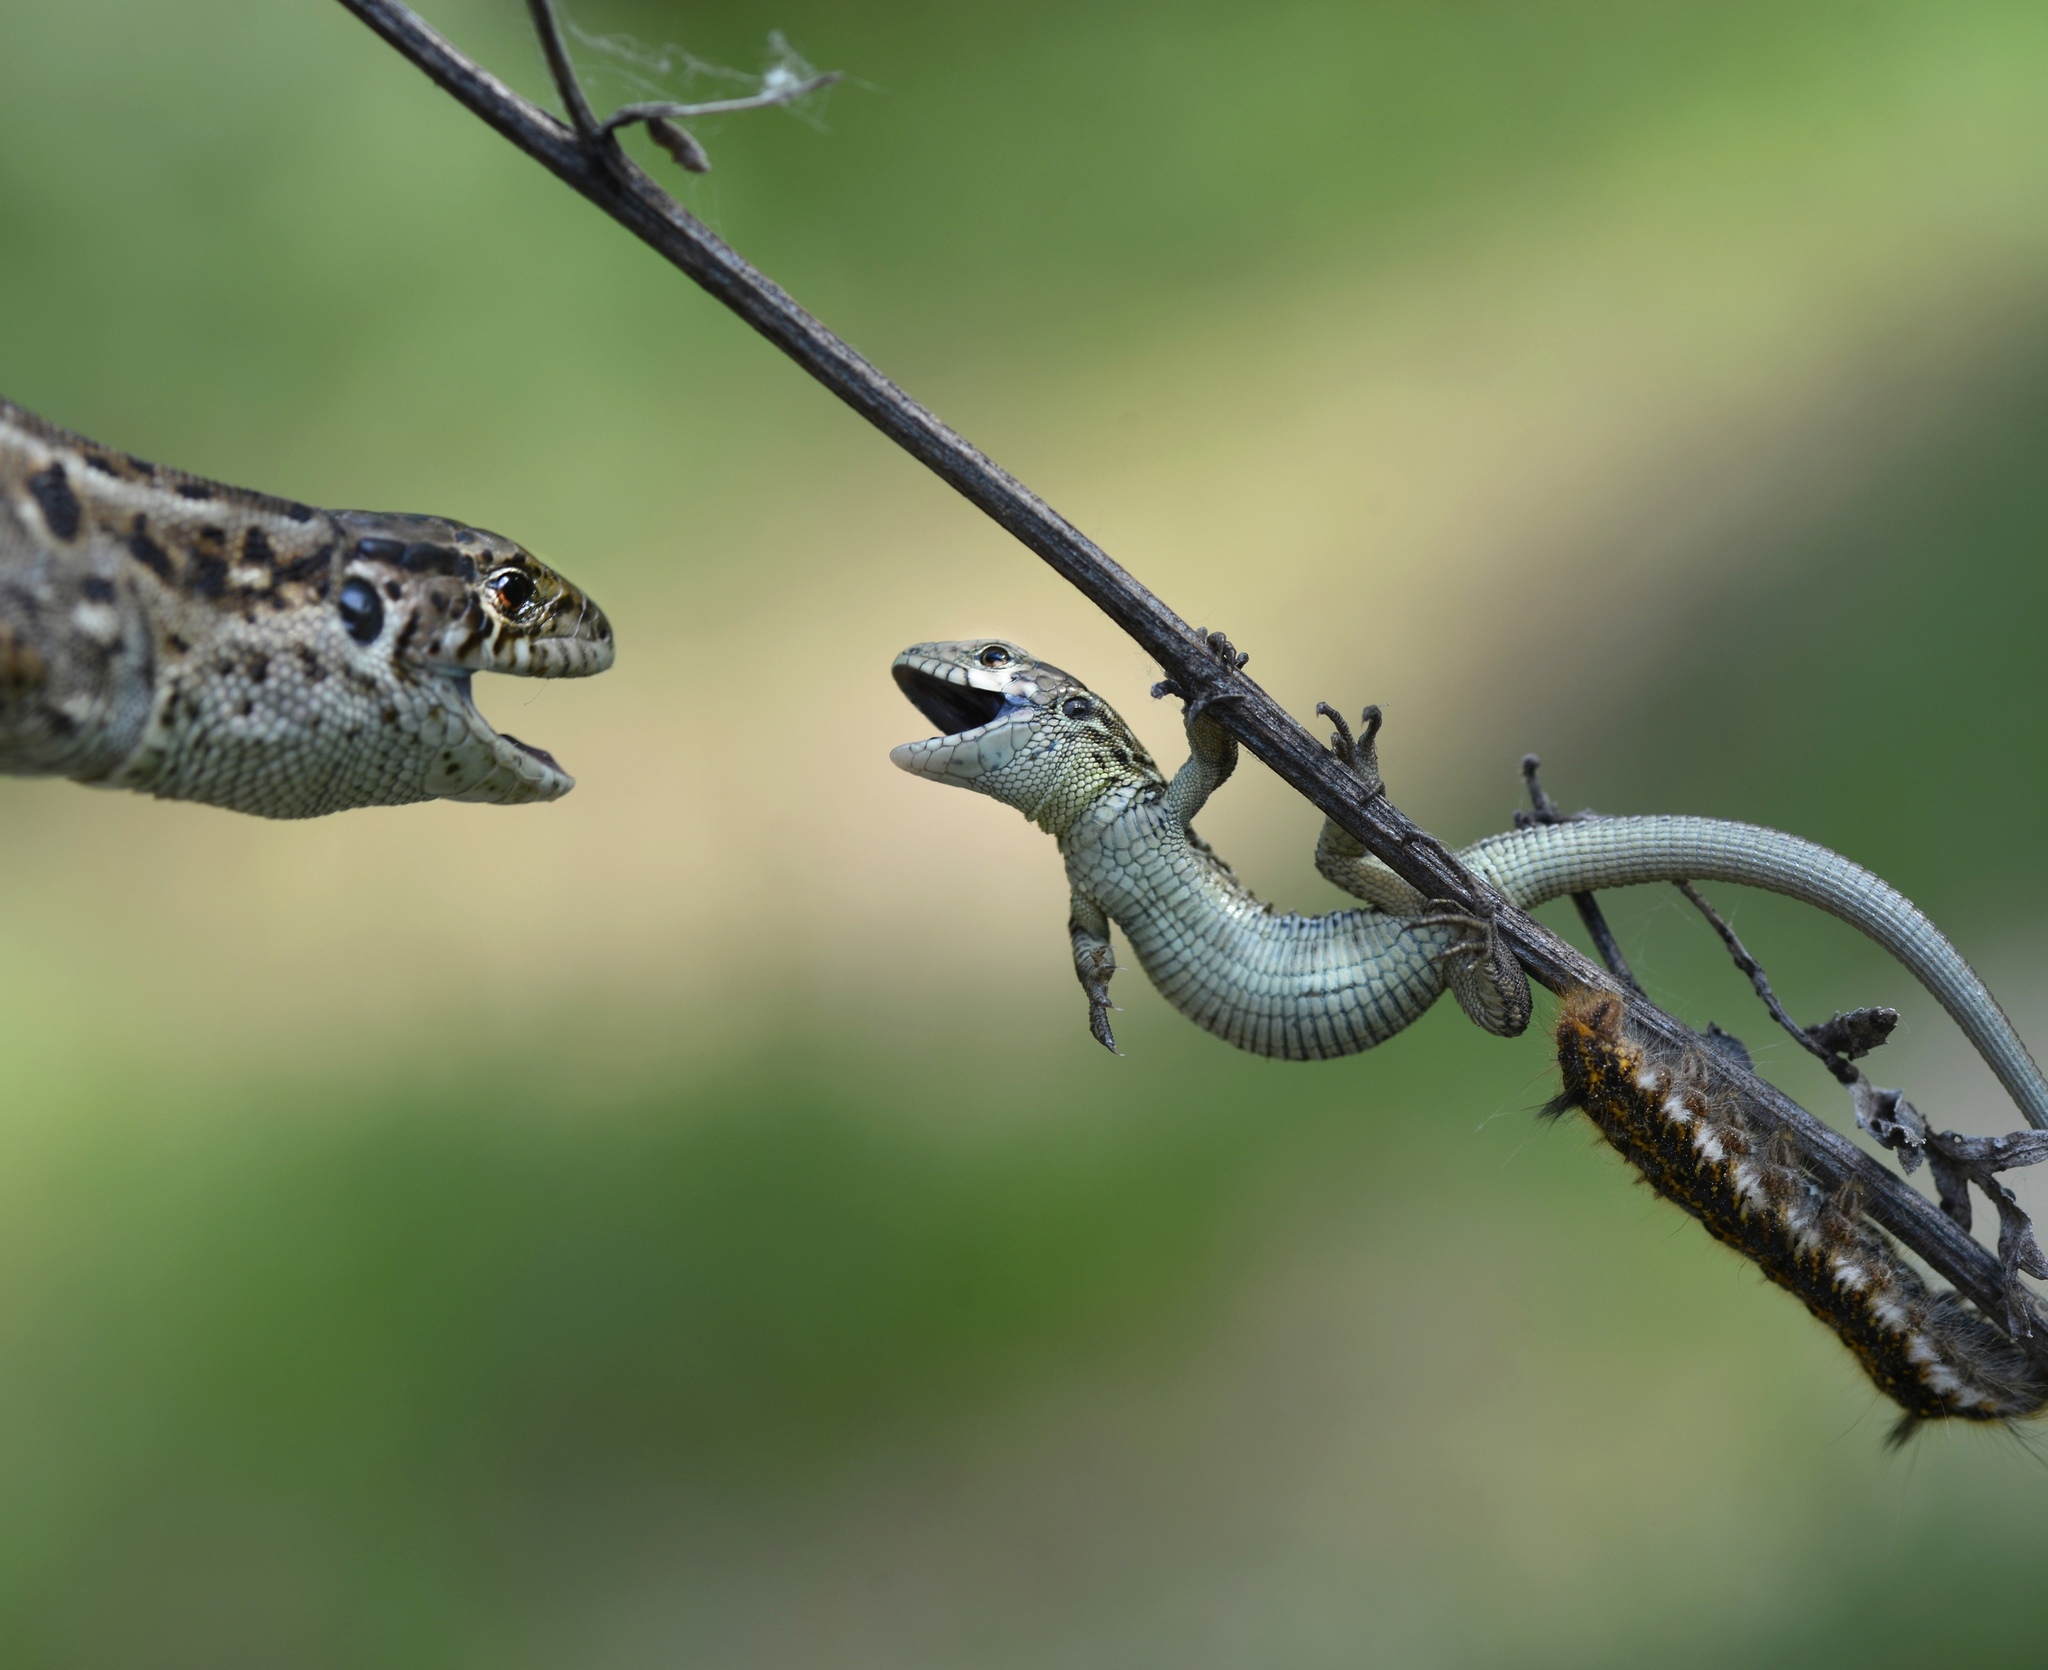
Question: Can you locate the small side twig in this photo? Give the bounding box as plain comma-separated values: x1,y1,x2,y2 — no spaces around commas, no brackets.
1517,756,1642,995
1673,880,2048,1330
527,0,838,175
600,81,842,132
1673,880,1861,1083
1854,1081,2048,1334
524,0,602,142
602,75,842,175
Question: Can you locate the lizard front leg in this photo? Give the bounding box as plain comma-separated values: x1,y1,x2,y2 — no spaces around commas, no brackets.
1318,701,1530,1035
1162,706,1237,831
1311,704,1423,911
1157,634,1247,831
1070,890,1121,1054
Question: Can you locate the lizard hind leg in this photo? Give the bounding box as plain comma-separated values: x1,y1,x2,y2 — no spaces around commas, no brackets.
1411,907,1533,1038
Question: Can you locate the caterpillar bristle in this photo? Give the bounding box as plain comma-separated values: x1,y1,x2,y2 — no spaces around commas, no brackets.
1553,988,2048,1431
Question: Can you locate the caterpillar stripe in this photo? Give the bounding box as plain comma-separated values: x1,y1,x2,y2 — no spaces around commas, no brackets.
1551,989,2048,1439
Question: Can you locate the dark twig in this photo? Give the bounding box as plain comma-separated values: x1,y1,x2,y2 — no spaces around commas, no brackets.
1853,1077,2048,1334
1673,879,2048,1329
1672,881,1858,1082
330,0,2048,1364
1516,756,1641,995
523,0,601,141
599,80,842,132
528,0,838,174
1673,882,1905,1093
599,79,841,176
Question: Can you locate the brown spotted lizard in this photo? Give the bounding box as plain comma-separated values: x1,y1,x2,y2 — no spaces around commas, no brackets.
0,397,612,818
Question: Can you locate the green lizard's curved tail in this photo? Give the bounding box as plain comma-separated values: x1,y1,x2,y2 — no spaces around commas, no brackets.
1464,816,2048,1130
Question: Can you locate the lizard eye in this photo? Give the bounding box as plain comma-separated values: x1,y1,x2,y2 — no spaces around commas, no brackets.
979,645,1011,668
338,576,385,644
1062,697,1093,719
486,568,538,617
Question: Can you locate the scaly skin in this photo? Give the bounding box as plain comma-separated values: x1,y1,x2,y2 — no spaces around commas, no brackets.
890,639,2048,1133
0,396,613,818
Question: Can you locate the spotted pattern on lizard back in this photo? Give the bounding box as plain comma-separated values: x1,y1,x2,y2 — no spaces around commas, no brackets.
0,397,613,818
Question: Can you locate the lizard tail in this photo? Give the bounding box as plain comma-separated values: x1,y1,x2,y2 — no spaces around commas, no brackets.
1461,815,2048,1131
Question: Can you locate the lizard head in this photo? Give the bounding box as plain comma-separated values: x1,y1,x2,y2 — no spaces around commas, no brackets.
325,512,616,807
332,514,613,678
889,639,1160,835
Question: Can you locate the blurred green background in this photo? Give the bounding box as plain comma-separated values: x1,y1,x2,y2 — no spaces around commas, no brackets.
5,0,2048,1663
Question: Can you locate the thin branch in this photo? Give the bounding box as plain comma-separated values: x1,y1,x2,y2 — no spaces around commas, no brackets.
599,79,842,131
523,0,600,141
525,0,840,175
329,0,2045,1362
1674,881,1856,1081
1667,874,2048,1328
1517,755,1642,994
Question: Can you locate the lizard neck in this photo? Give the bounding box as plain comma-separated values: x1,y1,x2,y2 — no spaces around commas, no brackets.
0,399,350,798
0,398,344,600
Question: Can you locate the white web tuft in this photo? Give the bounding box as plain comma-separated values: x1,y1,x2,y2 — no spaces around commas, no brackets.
564,19,836,131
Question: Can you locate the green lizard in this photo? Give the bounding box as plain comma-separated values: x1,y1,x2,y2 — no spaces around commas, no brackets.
890,638,2048,1133
0,396,612,818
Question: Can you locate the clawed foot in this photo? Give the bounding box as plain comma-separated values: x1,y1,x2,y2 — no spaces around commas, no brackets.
1088,998,1121,1054
1411,907,1494,966
1152,629,1249,726
1412,905,1533,1038
1317,702,1384,799
1076,942,1123,1055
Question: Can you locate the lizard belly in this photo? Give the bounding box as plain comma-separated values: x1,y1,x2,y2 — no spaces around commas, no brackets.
1071,800,1451,1060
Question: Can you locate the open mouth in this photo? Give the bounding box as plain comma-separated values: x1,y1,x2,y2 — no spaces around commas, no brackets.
498,733,560,769
893,663,1007,737
443,670,571,797
446,673,554,761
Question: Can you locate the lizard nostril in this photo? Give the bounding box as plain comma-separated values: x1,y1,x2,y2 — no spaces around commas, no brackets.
338,576,384,644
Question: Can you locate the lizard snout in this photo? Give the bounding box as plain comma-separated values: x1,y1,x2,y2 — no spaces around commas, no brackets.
889,642,1042,786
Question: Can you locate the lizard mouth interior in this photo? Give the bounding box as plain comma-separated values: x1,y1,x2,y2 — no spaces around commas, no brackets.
894,664,1007,737
448,672,561,767
499,733,560,768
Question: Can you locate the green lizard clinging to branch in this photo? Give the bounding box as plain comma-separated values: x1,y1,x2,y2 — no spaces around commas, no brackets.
889,638,2048,1134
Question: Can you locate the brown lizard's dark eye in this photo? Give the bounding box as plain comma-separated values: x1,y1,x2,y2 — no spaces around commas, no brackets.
338,576,384,644
979,645,1011,667
1062,697,1093,719
486,568,538,617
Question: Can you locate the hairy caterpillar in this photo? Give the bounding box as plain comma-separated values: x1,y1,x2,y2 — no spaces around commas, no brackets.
1550,989,2048,1438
